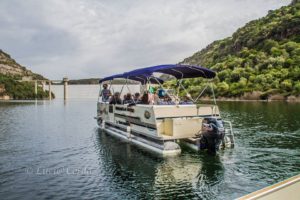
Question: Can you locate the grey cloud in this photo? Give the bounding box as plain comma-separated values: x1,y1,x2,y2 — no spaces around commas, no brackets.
0,0,291,79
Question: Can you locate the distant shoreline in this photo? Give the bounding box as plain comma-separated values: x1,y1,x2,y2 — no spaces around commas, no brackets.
214,99,300,102
200,95,300,103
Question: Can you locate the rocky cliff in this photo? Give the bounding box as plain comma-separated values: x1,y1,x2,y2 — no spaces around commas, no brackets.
0,49,46,80
0,49,52,100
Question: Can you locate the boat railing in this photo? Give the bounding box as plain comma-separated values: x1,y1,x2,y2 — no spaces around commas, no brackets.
222,120,235,148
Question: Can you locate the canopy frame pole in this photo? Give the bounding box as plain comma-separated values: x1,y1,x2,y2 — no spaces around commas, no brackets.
152,76,177,101
146,76,150,91
125,78,132,95
178,82,196,103
140,83,144,94
171,69,184,103
187,66,207,78
98,83,103,102
169,68,196,102
133,76,148,94
120,79,126,95
145,77,150,104
108,80,114,95
194,84,209,103
133,81,142,104
132,82,139,104
210,82,217,105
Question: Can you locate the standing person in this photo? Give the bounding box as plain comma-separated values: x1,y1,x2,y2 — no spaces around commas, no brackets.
200,118,224,155
100,84,111,102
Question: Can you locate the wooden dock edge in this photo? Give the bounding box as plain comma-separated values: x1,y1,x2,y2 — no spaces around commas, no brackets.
237,174,300,200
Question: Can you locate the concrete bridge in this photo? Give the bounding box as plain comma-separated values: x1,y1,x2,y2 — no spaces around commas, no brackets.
19,77,69,100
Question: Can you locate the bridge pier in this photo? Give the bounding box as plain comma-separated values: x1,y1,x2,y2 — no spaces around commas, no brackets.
42,81,46,92
34,80,38,98
48,81,52,100
63,77,68,100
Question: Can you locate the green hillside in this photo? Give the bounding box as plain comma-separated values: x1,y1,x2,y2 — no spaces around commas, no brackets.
179,1,300,100
0,50,53,100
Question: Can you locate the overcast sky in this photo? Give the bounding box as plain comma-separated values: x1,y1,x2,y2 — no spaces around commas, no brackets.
0,0,290,79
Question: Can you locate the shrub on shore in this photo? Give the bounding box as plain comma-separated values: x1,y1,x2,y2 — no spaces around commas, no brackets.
0,74,54,100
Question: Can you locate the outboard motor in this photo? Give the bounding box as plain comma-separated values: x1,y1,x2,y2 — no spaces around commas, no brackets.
199,117,225,154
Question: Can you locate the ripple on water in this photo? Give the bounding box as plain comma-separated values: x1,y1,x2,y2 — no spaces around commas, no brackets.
1,101,300,200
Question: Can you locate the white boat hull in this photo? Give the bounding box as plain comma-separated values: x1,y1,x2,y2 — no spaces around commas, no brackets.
96,102,234,156
100,124,181,157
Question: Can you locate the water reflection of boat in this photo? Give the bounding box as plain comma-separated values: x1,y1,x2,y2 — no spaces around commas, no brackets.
94,129,225,199
95,64,235,156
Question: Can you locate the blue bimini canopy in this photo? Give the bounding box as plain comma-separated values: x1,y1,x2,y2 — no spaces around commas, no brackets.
99,64,216,84
100,73,124,83
99,73,164,84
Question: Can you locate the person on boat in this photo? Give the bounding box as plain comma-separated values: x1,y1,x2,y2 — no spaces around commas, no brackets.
165,95,175,105
123,93,134,104
109,92,122,104
148,86,156,105
180,96,193,105
141,92,150,104
100,84,111,102
156,90,165,105
158,89,166,98
133,93,141,104
158,94,175,105
200,118,224,154
153,92,160,105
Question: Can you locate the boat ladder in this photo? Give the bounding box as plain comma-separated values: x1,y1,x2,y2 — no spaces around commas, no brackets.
222,120,235,148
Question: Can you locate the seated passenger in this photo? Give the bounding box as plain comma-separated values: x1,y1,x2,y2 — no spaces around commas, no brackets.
180,96,193,105
133,93,141,104
141,92,150,104
100,84,111,102
158,95,175,105
109,92,122,104
148,93,155,105
153,92,160,105
123,93,134,104
158,89,166,98
165,95,175,105
156,92,165,105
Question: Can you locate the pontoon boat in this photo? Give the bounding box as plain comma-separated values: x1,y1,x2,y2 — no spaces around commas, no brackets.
96,64,234,156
